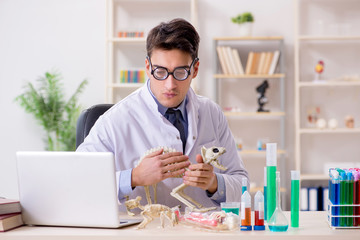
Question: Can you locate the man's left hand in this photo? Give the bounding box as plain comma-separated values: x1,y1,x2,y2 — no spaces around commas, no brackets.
182,154,217,193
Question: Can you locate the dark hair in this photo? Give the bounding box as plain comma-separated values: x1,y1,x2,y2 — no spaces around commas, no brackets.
146,18,200,60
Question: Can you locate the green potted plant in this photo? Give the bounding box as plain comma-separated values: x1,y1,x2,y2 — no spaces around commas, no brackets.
231,12,254,36
15,71,88,151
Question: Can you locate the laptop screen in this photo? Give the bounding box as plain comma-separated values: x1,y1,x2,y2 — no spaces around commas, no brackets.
16,151,123,228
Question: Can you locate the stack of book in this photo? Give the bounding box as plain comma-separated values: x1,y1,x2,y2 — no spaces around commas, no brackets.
119,70,146,83
117,31,144,38
216,46,245,75
245,51,280,75
216,46,281,76
0,198,23,232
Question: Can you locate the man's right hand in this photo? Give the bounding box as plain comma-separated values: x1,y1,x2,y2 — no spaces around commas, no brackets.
131,148,190,187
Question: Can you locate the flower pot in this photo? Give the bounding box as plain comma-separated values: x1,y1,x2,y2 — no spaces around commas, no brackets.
239,22,253,36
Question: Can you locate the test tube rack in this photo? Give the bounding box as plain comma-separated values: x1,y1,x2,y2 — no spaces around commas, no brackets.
326,200,360,229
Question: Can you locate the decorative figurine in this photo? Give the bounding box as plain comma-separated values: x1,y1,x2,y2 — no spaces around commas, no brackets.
315,60,324,81
256,80,270,112
316,118,327,129
328,118,338,129
307,106,320,128
345,115,354,128
136,204,179,229
170,146,227,212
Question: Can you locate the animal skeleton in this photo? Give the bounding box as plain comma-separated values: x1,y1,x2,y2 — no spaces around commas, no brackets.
127,146,227,216
170,146,227,212
136,204,179,229
138,146,178,205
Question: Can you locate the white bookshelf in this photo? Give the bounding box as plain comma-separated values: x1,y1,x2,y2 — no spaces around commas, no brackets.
298,35,360,41
224,111,285,117
294,0,360,182
105,0,198,103
213,36,286,189
214,73,285,79
239,149,286,156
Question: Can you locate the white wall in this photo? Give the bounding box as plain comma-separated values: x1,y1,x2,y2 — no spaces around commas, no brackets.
0,0,106,199
0,0,295,200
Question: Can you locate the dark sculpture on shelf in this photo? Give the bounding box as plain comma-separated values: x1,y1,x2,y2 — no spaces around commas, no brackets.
256,80,269,112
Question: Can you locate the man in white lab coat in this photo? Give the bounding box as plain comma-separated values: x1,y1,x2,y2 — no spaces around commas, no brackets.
77,18,248,212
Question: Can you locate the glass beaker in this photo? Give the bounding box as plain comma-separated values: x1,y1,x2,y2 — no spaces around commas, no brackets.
268,171,288,232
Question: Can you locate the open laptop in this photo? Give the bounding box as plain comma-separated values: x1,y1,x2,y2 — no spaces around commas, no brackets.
16,151,141,228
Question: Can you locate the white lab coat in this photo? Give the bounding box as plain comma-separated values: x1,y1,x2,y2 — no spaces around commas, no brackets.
77,83,248,212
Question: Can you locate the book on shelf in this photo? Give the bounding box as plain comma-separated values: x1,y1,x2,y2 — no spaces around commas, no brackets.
216,46,245,75
268,50,280,75
250,52,260,74
220,46,232,75
0,199,21,215
119,70,145,83
263,52,274,74
256,52,266,75
216,46,229,75
244,51,280,75
245,51,254,75
226,47,238,75
231,49,245,75
0,213,23,232
300,186,328,211
117,31,144,38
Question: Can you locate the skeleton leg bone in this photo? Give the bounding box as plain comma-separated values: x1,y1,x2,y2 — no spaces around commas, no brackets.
136,211,153,229
172,183,204,209
170,146,227,212
144,186,152,205
152,184,157,203
171,183,211,210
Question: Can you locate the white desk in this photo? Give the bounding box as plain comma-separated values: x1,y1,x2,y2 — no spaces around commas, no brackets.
0,212,358,240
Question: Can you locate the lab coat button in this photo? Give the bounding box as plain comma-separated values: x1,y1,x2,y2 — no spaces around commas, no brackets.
193,136,196,140
177,136,180,140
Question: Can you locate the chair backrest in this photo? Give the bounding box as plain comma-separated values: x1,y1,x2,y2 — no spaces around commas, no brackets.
76,104,114,148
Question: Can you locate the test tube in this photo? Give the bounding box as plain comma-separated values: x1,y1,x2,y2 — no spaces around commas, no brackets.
242,177,248,194
264,167,267,221
346,171,354,227
291,170,300,228
354,172,360,226
241,191,252,231
266,143,277,222
329,170,340,227
339,170,347,226
254,191,265,230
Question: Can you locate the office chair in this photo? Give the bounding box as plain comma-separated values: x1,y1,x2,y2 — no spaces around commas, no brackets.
75,104,114,148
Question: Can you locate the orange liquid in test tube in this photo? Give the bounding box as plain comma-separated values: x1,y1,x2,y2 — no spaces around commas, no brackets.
241,207,251,226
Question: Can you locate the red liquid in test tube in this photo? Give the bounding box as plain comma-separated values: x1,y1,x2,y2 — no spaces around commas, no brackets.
254,191,265,230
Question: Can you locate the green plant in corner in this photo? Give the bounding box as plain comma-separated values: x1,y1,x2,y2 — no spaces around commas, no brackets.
231,12,254,25
15,71,88,151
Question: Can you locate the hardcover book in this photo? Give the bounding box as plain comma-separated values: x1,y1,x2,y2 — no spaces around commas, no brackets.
0,213,23,232
0,199,21,215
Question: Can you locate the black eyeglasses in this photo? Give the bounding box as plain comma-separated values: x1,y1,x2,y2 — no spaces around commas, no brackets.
147,56,199,81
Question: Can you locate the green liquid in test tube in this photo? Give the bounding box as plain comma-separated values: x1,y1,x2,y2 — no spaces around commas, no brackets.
266,143,277,222
346,171,353,227
291,170,300,228
339,171,346,227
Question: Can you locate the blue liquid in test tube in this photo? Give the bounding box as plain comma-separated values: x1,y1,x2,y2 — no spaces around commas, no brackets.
329,170,340,227
242,177,248,194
